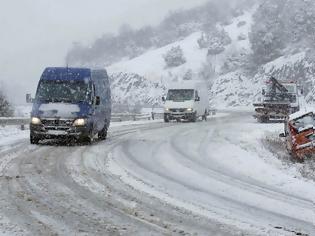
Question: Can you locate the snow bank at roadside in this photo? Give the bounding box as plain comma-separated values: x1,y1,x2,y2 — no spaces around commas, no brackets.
0,126,28,148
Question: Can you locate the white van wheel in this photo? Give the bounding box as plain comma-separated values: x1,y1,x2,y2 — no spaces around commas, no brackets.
203,111,208,121
190,113,197,122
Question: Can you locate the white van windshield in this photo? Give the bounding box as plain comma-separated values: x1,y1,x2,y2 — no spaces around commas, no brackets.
167,89,194,101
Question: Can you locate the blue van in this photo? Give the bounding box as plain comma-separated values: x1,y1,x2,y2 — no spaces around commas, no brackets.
27,67,111,144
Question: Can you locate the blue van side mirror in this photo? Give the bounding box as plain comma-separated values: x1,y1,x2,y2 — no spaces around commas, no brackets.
95,96,101,105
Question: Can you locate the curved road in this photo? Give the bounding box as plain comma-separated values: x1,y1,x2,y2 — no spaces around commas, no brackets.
0,113,314,235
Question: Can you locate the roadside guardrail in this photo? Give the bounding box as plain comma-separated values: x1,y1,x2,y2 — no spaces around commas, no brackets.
0,109,216,129
0,117,30,126
0,113,163,129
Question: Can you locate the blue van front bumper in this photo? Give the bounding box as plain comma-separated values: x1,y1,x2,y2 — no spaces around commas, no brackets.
30,118,92,139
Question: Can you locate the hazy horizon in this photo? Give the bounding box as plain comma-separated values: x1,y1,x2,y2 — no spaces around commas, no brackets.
0,0,209,104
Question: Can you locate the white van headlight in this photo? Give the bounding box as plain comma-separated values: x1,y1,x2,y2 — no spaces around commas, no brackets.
31,117,41,125
165,108,170,112
187,108,193,112
73,118,86,126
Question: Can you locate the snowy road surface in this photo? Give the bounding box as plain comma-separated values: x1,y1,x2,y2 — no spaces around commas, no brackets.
0,113,314,236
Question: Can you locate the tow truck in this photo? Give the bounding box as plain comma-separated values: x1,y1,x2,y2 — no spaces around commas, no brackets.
253,77,299,123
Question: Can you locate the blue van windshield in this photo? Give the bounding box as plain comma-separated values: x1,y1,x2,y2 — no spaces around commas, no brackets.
36,80,91,103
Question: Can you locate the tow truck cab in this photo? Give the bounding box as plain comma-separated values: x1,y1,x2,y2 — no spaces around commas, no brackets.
27,67,111,144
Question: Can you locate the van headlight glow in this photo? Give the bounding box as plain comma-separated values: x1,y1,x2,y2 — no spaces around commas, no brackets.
165,108,170,112
31,117,41,125
187,108,193,112
73,118,86,126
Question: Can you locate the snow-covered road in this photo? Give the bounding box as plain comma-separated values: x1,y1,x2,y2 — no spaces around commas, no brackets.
0,113,314,235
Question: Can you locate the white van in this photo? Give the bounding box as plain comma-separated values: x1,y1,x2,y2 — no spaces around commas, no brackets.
162,81,209,122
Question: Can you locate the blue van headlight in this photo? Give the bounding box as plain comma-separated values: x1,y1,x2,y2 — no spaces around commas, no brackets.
31,117,42,125
73,118,86,126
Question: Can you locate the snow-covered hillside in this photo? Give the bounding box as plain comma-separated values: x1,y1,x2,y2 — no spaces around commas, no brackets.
208,9,255,108
108,9,254,79
108,32,207,107
109,32,207,82
253,52,315,104
107,8,256,108
107,4,315,109
210,71,260,108
110,72,166,107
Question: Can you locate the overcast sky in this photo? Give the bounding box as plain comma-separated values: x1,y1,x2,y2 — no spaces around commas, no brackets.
0,0,209,104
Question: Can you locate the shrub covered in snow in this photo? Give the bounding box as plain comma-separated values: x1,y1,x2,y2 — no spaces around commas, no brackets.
0,91,13,117
237,21,246,28
207,42,225,56
198,61,216,87
197,29,231,50
238,33,247,41
221,51,247,73
249,0,315,67
183,69,193,80
163,46,186,68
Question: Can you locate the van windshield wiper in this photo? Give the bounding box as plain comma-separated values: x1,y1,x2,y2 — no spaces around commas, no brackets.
38,98,53,103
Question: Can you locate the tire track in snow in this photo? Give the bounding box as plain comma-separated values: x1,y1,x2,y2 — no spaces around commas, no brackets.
105,113,315,235
0,122,176,235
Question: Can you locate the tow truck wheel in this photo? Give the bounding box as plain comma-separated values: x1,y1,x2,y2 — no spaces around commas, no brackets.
30,135,40,145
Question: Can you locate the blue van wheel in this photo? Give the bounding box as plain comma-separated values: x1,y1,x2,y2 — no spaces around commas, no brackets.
79,135,92,144
98,125,108,140
79,130,93,144
30,135,40,145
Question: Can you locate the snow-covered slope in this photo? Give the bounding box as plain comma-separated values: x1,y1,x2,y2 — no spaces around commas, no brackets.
208,9,256,108
108,7,315,109
105,5,315,109
210,71,260,108
108,32,208,82
108,9,254,79
210,51,313,108
107,8,256,108
108,32,207,107
110,72,166,106
211,9,253,74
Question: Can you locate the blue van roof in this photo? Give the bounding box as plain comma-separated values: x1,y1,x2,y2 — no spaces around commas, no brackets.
40,67,91,81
